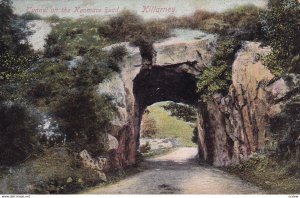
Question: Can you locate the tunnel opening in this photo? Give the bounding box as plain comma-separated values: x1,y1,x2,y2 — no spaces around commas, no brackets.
139,101,198,157
133,67,198,113
133,66,201,160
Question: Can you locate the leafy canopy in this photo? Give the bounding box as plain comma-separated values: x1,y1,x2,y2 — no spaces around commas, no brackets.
260,0,300,76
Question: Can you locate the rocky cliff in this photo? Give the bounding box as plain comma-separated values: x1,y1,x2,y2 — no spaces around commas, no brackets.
101,35,300,168
197,42,300,166
100,29,217,168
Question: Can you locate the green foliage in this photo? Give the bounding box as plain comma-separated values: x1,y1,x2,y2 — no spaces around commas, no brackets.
221,5,264,39
44,18,108,59
162,102,197,123
197,38,241,96
19,12,42,20
108,45,128,62
31,62,115,154
0,0,32,55
141,111,158,138
0,102,40,165
45,15,60,23
0,0,38,101
140,142,151,153
0,0,14,37
98,10,170,45
52,88,115,155
163,5,263,40
260,0,300,76
0,53,37,83
142,103,196,147
225,155,300,193
31,16,119,154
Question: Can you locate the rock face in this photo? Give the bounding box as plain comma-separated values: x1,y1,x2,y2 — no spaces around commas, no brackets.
197,42,300,166
100,31,300,168
79,150,107,181
100,29,217,167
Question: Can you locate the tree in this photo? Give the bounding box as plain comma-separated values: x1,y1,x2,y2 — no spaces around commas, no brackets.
162,102,197,123
260,0,300,76
0,102,40,165
51,65,116,155
0,0,37,101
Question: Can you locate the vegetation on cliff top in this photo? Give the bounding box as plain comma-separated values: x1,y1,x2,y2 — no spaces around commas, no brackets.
260,0,300,77
197,37,242,96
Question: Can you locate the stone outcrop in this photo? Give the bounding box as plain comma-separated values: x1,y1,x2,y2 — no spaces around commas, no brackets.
100,29,217,167
197,42,300,166
79,150,107,181
100,30,300,168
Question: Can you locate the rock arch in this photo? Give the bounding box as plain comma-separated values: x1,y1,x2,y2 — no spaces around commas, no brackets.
100,30,219,168
100,30,279,169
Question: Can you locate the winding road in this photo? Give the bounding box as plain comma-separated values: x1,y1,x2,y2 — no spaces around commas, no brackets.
85,148,265,194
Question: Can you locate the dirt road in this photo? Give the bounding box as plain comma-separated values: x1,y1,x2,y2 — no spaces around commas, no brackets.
85,147,265,194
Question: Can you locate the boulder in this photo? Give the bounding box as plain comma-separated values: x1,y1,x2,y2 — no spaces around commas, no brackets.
79,150,107,171
107,134,119,151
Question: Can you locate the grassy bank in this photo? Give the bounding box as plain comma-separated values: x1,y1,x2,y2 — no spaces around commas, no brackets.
224,155,300,194
141,102,196,147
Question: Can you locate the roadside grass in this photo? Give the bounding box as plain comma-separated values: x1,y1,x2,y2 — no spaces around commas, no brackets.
224,155,300,194
82,163,147,193
0,146,105,194
142,102,196,147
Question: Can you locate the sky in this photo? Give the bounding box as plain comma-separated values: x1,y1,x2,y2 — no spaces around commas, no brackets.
12,0,268,19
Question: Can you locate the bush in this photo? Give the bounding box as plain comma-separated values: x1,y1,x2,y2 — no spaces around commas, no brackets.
140,142,151,154
260,0,300,76
197,37,241,96
108,45,127,62
19,12,42,20
44,33,64,57
51,65,116,155
162,102,197,123
141,111,158,138
0,102,40,165
221,5,264,39
162,5,263,40
99,10,170,45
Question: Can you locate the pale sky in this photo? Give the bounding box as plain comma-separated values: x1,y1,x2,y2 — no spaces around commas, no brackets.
12,0,268,19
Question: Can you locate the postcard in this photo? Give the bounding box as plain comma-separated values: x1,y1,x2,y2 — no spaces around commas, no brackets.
0,0,299,196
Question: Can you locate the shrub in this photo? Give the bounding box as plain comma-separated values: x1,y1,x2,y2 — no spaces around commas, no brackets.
44,33,64,57
162,102,197,123
109,45,127,62
260,0,300,76
51,65,116,155
98,10,143,42
141,112,158,138
221,5,263,38
19,12,42,20
197,37,241,96
140,142,151,153
99,10,170,45
162,5,263,40
46,14,60,23
0,102,40,165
